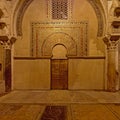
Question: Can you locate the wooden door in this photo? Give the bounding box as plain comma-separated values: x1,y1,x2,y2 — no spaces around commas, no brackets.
51,59,68,89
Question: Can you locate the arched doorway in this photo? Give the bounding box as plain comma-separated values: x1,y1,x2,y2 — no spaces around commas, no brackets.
51,44,68,90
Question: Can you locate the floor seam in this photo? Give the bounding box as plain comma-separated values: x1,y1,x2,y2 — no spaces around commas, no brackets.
35,106,46,120
105,105,120,120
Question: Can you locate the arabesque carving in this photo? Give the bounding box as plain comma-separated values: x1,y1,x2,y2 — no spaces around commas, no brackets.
0,36,16,49
103,34,120,50
42,32,77,56
15,0,105,37
31,22,88,57
87,0,105,36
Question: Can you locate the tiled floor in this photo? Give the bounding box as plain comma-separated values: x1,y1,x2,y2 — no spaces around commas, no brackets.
0,103,120,120
0,90,120,119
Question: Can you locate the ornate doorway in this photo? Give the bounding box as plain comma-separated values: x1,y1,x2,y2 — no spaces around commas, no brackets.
51,44,68,90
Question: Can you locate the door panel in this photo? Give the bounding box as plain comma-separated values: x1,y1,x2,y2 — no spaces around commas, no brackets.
51,59,68,89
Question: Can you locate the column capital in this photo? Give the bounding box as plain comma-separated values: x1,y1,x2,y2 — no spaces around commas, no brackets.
0,36,16,49
103,34,120,50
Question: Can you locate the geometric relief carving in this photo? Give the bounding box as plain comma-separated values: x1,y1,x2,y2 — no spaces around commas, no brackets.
48,0,72,20
16,0,33,36
31,21,88,57
88,0,104,37
42,32,77,56
16,0,104,37
52,0,68,20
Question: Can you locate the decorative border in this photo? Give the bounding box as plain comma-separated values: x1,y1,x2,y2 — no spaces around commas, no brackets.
16,0,33,36
88,0,104,36
31,21,88,57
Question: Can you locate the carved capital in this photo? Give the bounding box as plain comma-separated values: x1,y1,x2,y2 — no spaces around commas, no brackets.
103,34,120,50
0,36,16,49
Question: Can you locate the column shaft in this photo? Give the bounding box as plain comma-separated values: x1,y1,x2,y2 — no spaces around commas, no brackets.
107,49,118,91
4,49,11,92
103,35,120,92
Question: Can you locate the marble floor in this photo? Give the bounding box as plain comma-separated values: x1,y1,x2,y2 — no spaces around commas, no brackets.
0,90,120,119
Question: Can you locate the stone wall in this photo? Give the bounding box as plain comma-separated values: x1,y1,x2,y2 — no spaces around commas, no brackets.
13,59,50,90
69,58,105,90
13,0,106,90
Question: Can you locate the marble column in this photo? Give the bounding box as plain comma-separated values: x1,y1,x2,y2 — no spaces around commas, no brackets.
103,35,120,92
0,36,16,92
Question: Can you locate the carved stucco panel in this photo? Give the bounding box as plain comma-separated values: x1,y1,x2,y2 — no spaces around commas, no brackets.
42,32,77,56
15,0,105,37
31,22,88,57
